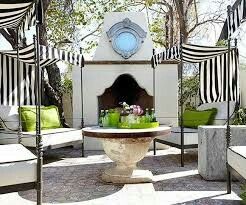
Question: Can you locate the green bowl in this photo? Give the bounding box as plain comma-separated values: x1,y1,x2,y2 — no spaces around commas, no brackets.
118,122,159,129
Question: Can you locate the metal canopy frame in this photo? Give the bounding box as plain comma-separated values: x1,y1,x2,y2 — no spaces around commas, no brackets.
226,5,232,194
80,47,85,157
0,1,43,204
152,8,237,168
226,4,238,195
152,36,196,167
34,10,43,204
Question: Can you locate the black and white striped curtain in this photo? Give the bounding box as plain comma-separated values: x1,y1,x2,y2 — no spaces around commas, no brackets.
151,45,180,68
0,54,35,106
1,44,84,68
199,49,239,103
151,44,240,104
0,0,36,30
219,0,246,40
0,44,84,106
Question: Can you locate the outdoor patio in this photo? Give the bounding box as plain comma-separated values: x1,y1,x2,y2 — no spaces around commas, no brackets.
1,1,246,204
0,147,242,205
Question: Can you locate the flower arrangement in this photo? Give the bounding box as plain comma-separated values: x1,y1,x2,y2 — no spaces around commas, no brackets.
120,102,143,116
99,102,159,129
118,102,158,128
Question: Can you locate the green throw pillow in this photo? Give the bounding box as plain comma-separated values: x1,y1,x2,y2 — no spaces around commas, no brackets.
183,108,217,129
20,105,62,132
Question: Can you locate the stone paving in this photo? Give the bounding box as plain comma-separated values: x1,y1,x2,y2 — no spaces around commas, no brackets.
0,147,244,205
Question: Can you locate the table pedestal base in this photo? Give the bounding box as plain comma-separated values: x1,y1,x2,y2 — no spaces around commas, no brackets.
102,164,153,184
82,126,171,184
101,137,154,184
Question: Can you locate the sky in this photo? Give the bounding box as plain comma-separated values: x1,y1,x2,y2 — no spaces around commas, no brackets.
0,0,246,72
197,0,246,63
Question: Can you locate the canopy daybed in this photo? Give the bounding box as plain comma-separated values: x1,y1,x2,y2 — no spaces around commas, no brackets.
0,43,85,154
151,32,240,167
0,0,42,203
152,1,246,195
151,42,239,167
0,0,85,204
218,0,246,194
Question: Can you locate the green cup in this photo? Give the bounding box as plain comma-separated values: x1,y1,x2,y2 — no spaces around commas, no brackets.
108,112,120,127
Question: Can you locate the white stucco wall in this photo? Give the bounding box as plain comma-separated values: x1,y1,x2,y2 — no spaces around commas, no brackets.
72,12,178,150
93,12,153,61
72,63,178,150
240,70,246,107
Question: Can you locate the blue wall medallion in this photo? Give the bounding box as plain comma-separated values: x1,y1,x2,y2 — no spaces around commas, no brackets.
107,18,147,59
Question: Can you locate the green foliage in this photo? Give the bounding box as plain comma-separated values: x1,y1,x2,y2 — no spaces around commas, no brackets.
240,184,246,204
216,40,228,47
232,107,246,125
179,75,200,108
150,15,167,46
61,74,72,94
185,102,196,110
46,0,132,52
76,0,132,53
46,1,82,45
145,0,155,7
45,0,179,53
46,0,223,55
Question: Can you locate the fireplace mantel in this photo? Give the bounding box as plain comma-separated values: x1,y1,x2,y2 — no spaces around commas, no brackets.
85,60,179,65
73,63,178,150
72,12,179,150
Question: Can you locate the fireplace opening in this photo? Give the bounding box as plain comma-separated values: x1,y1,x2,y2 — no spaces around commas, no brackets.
98,74,153,112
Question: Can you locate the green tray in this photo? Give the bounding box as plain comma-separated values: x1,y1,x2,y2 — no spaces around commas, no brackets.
118,122,159,129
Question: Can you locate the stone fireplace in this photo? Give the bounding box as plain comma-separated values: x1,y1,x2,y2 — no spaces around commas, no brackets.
98,74,153,112
72,12,179,150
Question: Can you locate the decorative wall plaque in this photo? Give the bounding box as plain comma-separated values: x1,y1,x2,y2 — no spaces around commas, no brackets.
107,18,147,59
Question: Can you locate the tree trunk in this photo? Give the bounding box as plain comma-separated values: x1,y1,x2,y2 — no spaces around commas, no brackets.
0,0,67,126
165,14,169,47
40,0,67,126
174,0,189,43
168,7,174,47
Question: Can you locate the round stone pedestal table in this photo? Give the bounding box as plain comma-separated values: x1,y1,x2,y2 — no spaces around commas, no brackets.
82,126,170,184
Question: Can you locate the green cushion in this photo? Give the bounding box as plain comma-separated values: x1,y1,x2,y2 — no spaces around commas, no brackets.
183,108,217,129
20,105,62,132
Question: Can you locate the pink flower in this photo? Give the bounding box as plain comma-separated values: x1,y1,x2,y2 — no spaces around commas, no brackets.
130,105,143,116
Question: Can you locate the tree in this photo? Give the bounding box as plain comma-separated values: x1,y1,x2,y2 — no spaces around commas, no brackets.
144,0,226,47
45,0,227,112
0,0,136,125
53,0,226,54
47,0,135,53
0,0,67,125
0,0,227,124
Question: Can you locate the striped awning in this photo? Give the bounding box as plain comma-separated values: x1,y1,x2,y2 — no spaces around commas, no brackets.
182,44,229,63
0,44,84,106
151,44,230,67
151,45,180,68
0,0,36,30
0,43,84,68
219,0,246,40
151,43,240,104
